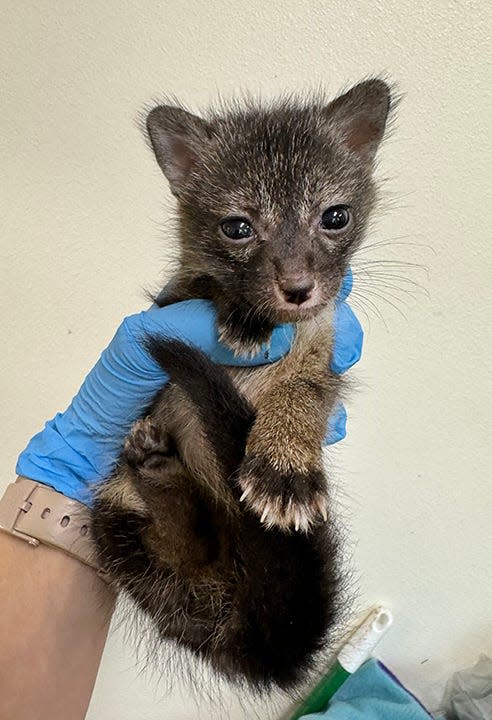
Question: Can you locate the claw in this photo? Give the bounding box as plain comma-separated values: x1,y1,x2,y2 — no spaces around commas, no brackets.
239,486,251,502
260,505,270,524
299,510,309,533
316,497,328,522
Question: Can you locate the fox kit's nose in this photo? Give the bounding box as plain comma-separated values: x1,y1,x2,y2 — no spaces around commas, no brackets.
278,277,315,305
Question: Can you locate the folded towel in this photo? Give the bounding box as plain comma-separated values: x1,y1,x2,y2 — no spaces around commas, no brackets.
302,658,443,720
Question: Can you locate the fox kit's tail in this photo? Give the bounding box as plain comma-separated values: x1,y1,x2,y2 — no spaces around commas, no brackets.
144,337,254,474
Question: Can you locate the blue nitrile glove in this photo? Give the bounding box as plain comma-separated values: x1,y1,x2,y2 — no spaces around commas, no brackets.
17,275,362,505
326,268,363,444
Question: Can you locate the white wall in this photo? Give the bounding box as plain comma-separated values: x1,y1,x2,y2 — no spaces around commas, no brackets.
2,1,491,717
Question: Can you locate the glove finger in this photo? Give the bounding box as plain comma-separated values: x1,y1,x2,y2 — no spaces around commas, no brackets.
337,267,353,301
212,323,295,366
331,301,363,374
141,300,296,367
324,402,347,445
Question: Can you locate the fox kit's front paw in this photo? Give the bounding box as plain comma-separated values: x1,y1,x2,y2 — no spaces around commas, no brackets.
238,455,328,532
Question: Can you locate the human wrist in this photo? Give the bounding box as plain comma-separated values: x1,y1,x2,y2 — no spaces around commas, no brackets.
0,477,109,578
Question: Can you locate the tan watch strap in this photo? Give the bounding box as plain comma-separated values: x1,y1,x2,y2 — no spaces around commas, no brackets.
0,478,110,582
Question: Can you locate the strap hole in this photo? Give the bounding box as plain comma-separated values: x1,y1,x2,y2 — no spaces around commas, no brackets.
41,507,51,519
60,516,70,527
80,525,88,536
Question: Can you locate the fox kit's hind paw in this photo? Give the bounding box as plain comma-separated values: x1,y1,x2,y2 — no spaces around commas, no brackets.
238,455,328,533
123,417,173,469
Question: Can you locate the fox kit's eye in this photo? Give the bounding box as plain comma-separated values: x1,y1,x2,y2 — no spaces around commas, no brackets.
320,205,352,232
220,217,254,242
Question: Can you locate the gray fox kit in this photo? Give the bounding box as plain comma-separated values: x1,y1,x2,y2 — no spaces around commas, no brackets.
92,78,393,691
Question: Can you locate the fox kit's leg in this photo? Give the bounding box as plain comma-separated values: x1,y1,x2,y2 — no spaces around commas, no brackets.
237,311,340,532
93,417,236,650
114,417,232,577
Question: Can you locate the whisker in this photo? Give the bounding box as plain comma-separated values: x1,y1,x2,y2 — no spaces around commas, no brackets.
354,268,427,286
354,235,430,254
353,287,408,321
350,291,390,330
354,258,428,272
355,273,429,300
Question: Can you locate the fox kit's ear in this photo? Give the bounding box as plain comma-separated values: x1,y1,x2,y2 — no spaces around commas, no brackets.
146,105,211,195
323,78,392,163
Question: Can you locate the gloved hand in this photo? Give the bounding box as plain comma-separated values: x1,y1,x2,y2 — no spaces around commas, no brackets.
16,273,362,505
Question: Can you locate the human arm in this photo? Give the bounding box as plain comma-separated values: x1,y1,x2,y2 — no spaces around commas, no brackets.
0,531,115,720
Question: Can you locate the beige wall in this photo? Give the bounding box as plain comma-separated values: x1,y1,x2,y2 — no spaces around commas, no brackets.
2,1,491,717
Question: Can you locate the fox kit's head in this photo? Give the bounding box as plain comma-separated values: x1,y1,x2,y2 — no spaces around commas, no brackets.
147,79,392,349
